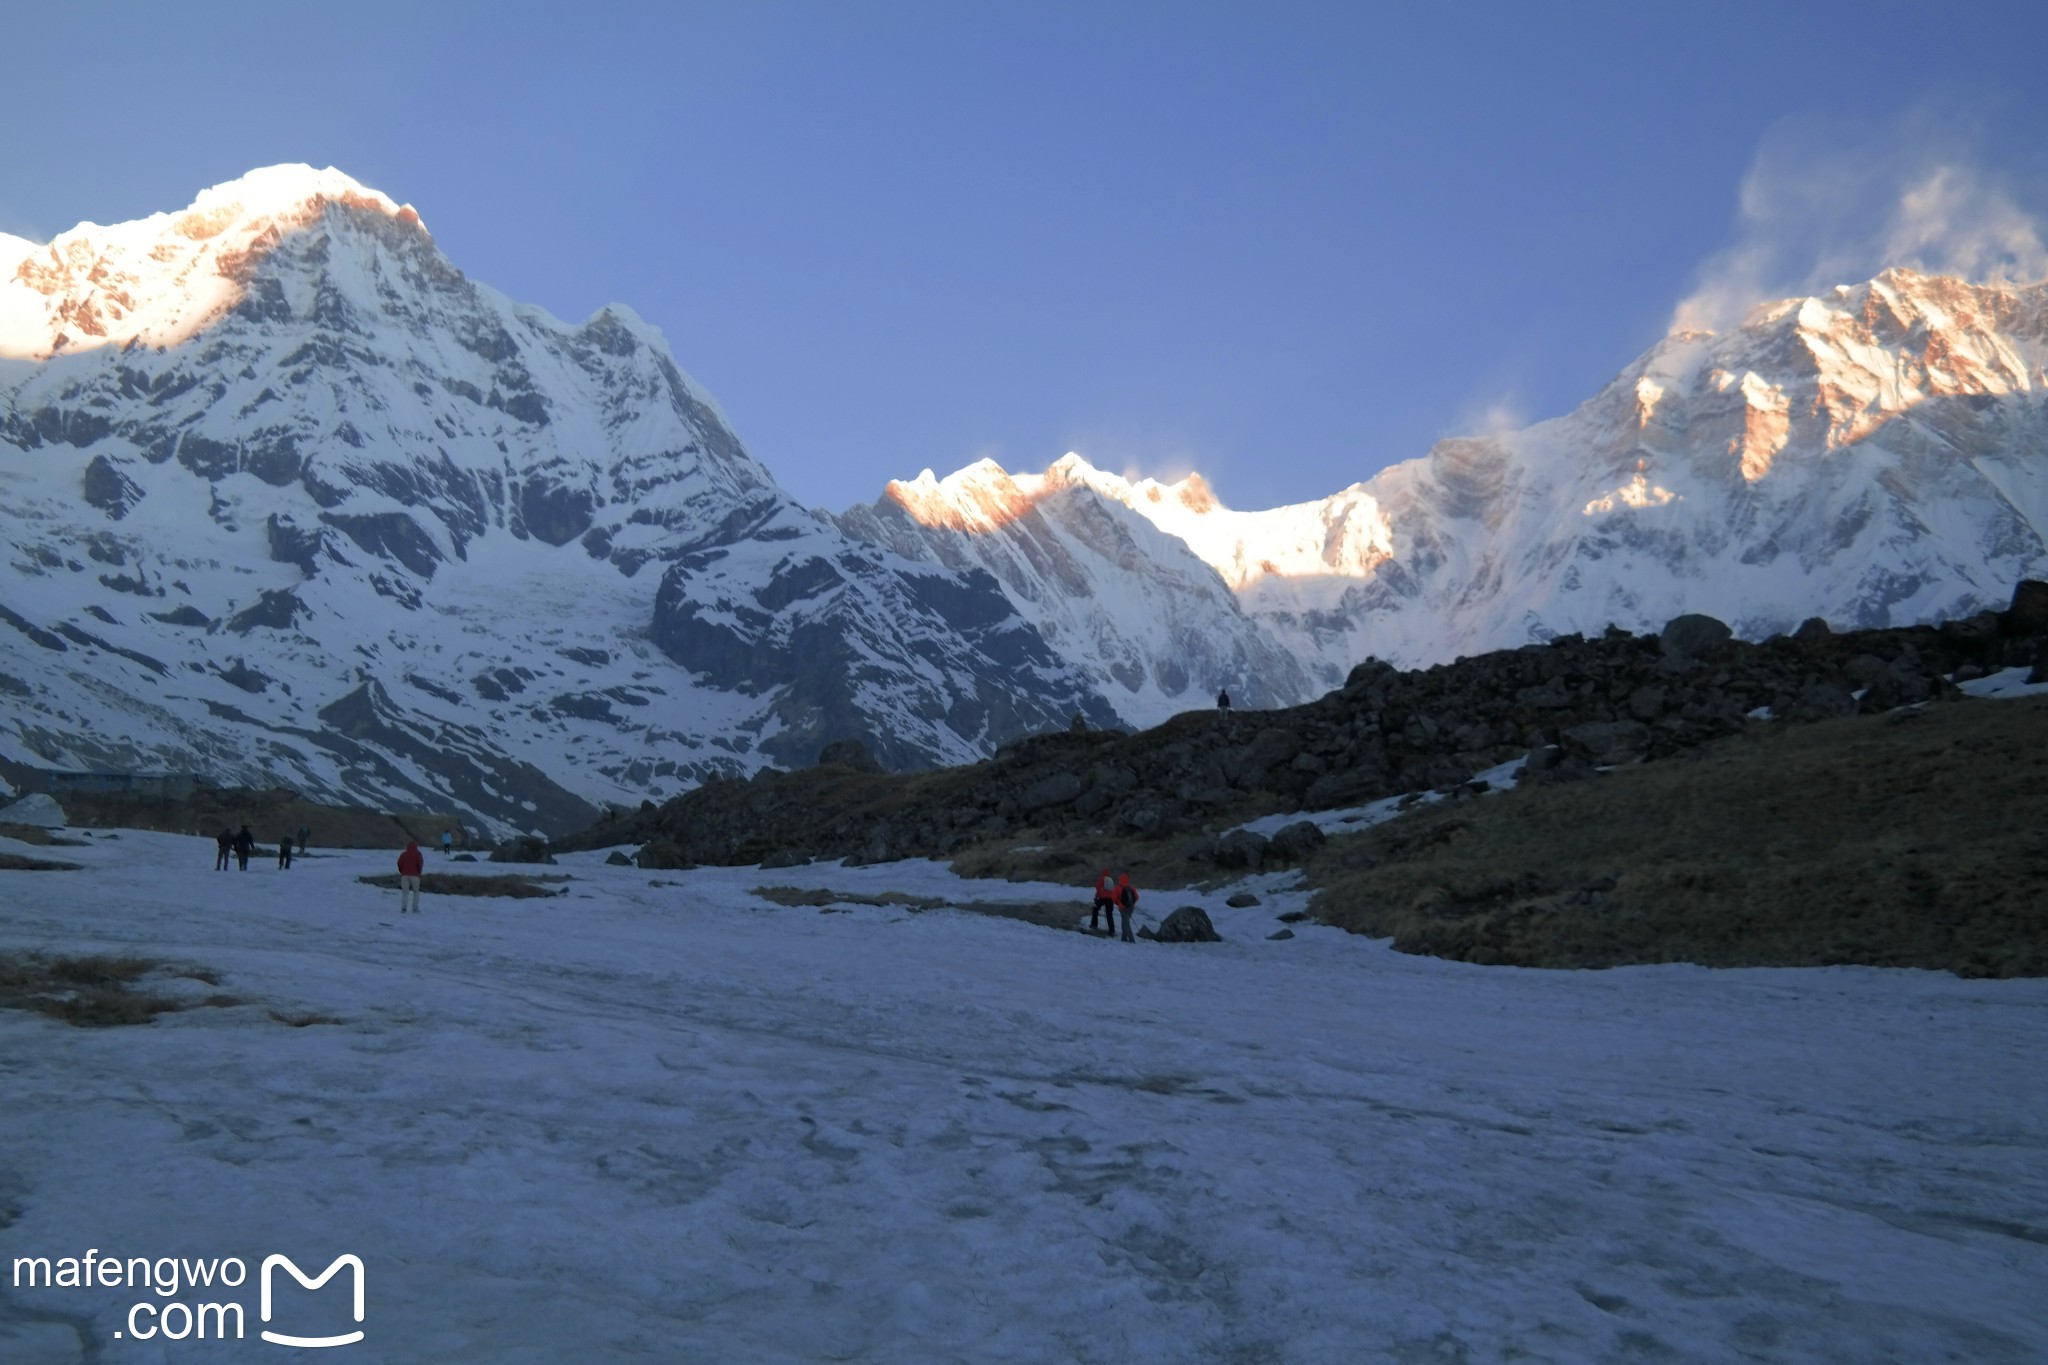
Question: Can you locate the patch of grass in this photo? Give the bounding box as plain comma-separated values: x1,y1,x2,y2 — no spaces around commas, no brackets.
0,952,238,1028
0,852,83,871
356,872,569,899
1305,696,2048,977
751,885,947,910
750,885,1093,933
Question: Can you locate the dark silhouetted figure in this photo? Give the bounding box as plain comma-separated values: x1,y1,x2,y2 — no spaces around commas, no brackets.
277,834,293,869
232,825,255,871
297,824,311,854
1217,688,1232,710
214,827,233,871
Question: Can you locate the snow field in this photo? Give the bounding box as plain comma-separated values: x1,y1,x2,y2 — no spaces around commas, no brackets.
0,830,2043,1362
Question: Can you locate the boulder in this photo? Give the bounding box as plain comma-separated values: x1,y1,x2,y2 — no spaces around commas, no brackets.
2006,580,2048,636
1267,928,1295,940
1152,905,1222,943
1213,828,1269,871
604,850,633,866
1789,682,1858,720
1266,820,1328,862
816,738,882,773
1559,719,1651,766
1661,613,1733,662
0,793,67,827
1626,685,1666,721
1792,616,1833,641
1225,892,1262,908
1018,772,1084,812
634,839,694,870
489,835,557,865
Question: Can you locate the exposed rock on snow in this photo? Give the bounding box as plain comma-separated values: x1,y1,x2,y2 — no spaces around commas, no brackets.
1150,905,1223,943
0,792,66,826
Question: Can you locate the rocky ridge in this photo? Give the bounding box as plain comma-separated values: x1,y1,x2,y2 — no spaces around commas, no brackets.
561,583,2048,868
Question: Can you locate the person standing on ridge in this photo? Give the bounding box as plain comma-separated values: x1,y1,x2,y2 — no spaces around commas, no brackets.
232,824,255,871
1090,867,1117,934
1217,688,1232,710
1115,873,1139,943
397,840,424,914
214,827,233,871
277,832,293,870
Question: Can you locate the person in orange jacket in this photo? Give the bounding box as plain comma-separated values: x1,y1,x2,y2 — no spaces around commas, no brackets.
1115,873,1139,943
397,840,424,914
1090,867,1117,934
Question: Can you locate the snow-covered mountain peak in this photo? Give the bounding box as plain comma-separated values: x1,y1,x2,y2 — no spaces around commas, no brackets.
1,163,433,360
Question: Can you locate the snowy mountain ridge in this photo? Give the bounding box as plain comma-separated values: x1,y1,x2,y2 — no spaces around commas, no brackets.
858,268,2048,697
0,166,1115,835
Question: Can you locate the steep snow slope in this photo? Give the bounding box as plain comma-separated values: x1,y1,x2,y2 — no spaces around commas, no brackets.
0,166,1114,835
862,271,2048,691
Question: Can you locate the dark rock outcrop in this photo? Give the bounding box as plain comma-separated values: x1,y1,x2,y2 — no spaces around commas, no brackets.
1152,906,1222,943
490,835,557,865
555,593,2048,867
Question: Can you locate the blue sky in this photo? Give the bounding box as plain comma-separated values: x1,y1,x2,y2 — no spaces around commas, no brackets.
5,1,2046,510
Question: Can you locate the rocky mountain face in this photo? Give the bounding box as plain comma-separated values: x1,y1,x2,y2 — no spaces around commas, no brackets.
855,271,2048,700
837,456,1318,725
561,583,2048,869
0,166,1114,836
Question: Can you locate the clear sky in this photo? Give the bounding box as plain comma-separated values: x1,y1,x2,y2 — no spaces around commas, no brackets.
5,1,2047,512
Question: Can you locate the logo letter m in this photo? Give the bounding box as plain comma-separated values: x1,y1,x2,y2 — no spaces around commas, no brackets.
259,1254,365,1348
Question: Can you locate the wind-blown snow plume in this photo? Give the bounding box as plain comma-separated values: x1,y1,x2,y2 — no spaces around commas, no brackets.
1676,114,2048,332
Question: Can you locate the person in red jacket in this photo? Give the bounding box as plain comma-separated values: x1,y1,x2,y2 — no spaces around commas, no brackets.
397,841,424,914
1090,868,1117,934
1115,873,1139,943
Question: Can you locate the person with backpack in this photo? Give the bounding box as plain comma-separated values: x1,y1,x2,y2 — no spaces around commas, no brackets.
1217,688,1232,710
1115,873,1139,943
232,824,255,871
397,840,424,914
277,832,293,870
1089,867,1117,934
214,827,233,871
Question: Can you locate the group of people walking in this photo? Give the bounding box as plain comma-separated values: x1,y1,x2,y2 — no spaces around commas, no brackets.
212,823,310,870
1089,868,1141,942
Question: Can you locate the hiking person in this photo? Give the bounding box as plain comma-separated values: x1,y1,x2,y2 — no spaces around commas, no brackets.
232,824,255,871
442,830,454,856
1115,873,1139,943
277,832,293,870
397,840,424,914
214,827,233,871
297,823,310,854
1090,867,1117,934
1217,688,1232,710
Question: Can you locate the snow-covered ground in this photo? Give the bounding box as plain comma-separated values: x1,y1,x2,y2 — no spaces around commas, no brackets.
2,829,2044,1362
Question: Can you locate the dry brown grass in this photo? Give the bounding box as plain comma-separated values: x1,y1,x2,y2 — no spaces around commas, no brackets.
0,953,244,1027
0,852,82,871
949,828,1212,894
356,872,569,899
1305,697,2048,976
